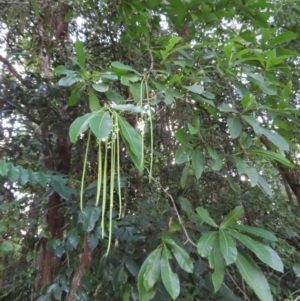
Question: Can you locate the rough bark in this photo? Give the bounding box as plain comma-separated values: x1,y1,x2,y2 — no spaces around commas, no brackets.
35,133,71,300
67,232,93,301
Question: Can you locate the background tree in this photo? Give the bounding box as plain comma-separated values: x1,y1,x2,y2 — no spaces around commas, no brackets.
0,0,300,300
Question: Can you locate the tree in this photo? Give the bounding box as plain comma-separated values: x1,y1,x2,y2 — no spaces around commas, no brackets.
0,0,300,300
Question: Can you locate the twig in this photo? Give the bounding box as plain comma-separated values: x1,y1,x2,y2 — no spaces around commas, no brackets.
226,270,251,301
147,168,197,248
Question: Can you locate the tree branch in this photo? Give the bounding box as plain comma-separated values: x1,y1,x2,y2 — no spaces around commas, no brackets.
0,54,29,87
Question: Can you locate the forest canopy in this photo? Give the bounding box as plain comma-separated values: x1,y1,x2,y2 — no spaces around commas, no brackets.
0,0,300,300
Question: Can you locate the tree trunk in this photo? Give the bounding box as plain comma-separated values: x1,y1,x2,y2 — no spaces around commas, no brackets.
34,134,71,300
67,232,93,300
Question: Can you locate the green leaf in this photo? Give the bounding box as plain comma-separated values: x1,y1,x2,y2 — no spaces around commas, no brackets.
248,149,293,167
218,103,237,113
111,61,140,74
67,229,80,248
191,149,205,179
269,31,297,47
187,123,198,135
219,230,237,265
282,80,292,99
0,160,9,177
220,206,244,229
46,239,60,251
113,104,144,113
68,82,85,106
231,225,278,241
230,231,283,272
293,263,300,277
0,241,13,253
180,165,189,189
50,178,73,200
161,247,180,300
105,90,122,104
184,84,204,95
179,197,193,214
82,207,101,232
166,242,193,273
89,112,112,140
130,83,145,102
211,240,225,292
235,250,273,301
117,115,143,171
196,207,218,228
258,175,273,196
75,40,85,68
58,76,79,87
69,112,97,143
88,88,101,112
260,127,289,151
227,116,242,139
165,89,175,104
175,129,193,144
174,145,189,164
242,115,262,134
138,250,158,301
232,157,258,187
197,231,217,257
143,248,162,291
241,94,255,110
92,83,109,92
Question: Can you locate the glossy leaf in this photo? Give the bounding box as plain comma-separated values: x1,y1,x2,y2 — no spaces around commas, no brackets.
260,127,289,151
89,112,113,140
117,115,143,171
196,207,218,228
160,247,180,300
230,231,283,272
258,175,273,196
168,242,193,273
58,76,79,87
220,206,244,229
219,230,237,265
68,82,85,106
232,225,277,242
92,83,109,92
232,157,258,187
82,207,101,232
88,88,101,111
138,250,159,301
242,115,261,134
218,103,237,112
197,231,217,257
111,61,140,74
69,112,97,143
248,149,293,167
211,240,225,292
235,250,273,301
227,116,242,139
269,31,297,47
184,84,204,95
143,248,162,291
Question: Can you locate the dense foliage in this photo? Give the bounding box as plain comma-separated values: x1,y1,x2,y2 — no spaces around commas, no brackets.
1,0,300,300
